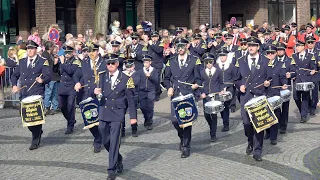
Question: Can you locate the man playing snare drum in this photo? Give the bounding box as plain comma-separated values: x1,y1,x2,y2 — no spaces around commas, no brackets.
11,40,51,150
163,38,201,158
235,37,270,161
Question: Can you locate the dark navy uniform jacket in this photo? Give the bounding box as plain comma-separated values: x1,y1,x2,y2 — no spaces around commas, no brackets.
265,58,286,97
123,70,140,108
73,56,106,99
215,62,237,94
289,52,317,83
148,41,164,69
209,41,225,57
98,71,137,122
11,55,51,99
199,67,223,95
127,44,144,70
278,55,292,85
223,44,239,53
163,54,201,98
59,56,80,96
189,42,207,62
232,49,248,65
138,68,158,92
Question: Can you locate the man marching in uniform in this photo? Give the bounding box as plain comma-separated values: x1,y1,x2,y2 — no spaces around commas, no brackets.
164,38,201,158
216,48,237,131
110,40,126,71
128,32,144,71
94,54,137,180
224,33,239,53
189,33,207,64
277,43,292,134
11,40,51,150
287,40,316,123
200,53,223,141
58,45,80,134
264,44,286,145
73,43,103,153
235,37,270,161
232,38,248,65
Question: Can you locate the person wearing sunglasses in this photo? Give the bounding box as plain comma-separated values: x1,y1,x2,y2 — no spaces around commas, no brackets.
209,33,224,57
276,43,292,134
58,45,80,135
199,53,224,142
73,43,103,153
286,40,316,123
234,36,270,161
128,32,144,71
11,40,51,150
305,36,319,117
264,44,287,145
163,38,201,158
94,54,137,180
261,29,277,55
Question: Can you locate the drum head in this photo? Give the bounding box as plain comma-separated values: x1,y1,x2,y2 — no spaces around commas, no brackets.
280,90,290,96
21,95,42,103
80,97,94,104
172,93,194,102
205,100,222,107
267,96,281,102
245,96,266,107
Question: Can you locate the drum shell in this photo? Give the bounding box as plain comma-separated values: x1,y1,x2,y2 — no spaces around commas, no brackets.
295,82,315,91
280,90,291,102
214,91,233,102
204,100,224,114
267,96,283,110
171,94,198,126
21,95,45,127
79,97,100,129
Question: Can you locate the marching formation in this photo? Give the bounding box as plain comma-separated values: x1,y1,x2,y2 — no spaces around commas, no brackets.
3,20,320,180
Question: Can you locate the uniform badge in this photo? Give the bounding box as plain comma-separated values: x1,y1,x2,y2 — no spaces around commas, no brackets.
178,109,186,118
256,64,260,70
185,107,193,117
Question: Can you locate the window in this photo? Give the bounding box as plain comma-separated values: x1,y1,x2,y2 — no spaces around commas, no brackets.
268,0,297,27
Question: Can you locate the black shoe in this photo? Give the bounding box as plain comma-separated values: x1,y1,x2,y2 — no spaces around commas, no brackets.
210,135,217,142
37,130,43,146
146,124,153,130
253,154,262,161
107,174,116,180
270,140,277,145
264,133,270,140
94,146,101,153
29,144,38,150
231,108,236,113
300,117,307,123
279,129,286,134
181,148,190,158
65,129,73,134
246,145,253,155
179,143,183,151
310,111,315,116
132,130,138,137
221,126,229,132
116,156,123,173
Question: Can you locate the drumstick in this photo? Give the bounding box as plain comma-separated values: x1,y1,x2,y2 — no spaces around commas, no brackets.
254,79,273,89
244,75,250,86
208,92,220,97
178,80,204,88
223,82,234,85
271,85,291,89
27,74,43,92
0,86,27,101
81,84,88,88
299,68,318,73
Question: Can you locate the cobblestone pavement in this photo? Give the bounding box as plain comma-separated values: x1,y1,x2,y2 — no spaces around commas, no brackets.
1,95,320,180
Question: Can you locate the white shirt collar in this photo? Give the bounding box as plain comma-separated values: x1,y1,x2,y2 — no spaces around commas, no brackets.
143,66,154,74
27,55,37,66
178,53,188,66
205,67,216,77
109,70,119,87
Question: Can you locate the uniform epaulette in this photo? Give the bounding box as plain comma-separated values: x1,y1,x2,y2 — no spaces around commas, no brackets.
311,55,316,61
201,43,207,49
159,42,164,47
290,57,296,65
317,61,320,67
119,53,125,58
195,58,202,65
268,61,273,67
282,63,286,69
43,60,49,66
238,47,242,51
166,59,171,67
126,77,135,89
233,53,236,57
142,45,148,51
72,59,81,66
235,59,239,67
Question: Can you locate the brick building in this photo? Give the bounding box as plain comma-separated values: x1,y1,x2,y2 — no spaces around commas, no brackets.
3,0,319,43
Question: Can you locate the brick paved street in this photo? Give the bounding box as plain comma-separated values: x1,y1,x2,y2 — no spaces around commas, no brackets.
1,95,320,180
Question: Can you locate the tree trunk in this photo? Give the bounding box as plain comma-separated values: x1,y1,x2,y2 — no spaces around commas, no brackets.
94,0,110,35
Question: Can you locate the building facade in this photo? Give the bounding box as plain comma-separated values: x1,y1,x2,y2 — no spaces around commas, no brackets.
4,0,317,43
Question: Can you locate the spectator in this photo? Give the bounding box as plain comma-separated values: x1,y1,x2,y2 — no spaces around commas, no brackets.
86,29,94,42
43,41,60,115
199,24,207,33
28,27,41,46
77,34,84,43
65,33,74,41
251,25,260,38
162,29,169,38
16,40,27,60
96,33,105,41
15,36,23,44
262,21,269,30
5,47,19,109
136,24,144,35
126,26,134,35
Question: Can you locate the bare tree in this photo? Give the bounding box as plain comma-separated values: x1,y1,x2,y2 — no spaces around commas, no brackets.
94,0,110,35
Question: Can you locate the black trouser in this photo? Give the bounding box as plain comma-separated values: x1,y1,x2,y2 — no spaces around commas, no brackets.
309,82,319,113
266,108,281,141
89,126,102,149
280,101,290,130
293,89,310,118
204,113,217,137
172,121,192,148
155,68,162,99
59,94,76,130
28,125,42,145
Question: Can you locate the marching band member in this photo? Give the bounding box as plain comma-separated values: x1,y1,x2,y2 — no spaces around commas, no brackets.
305,23,319,42
272,28,283,43
164,38,201,158
264,44,286,145
261,29,277,54
148,31,164,101
58,44,80,134
73,43,103,153
224,33,238,53
200,53,223,141
189,33,207,64
11,40,51,150
94,54,137,180
305,36,319,116
109,40,126,71
216,48,238,131
277,43,292,134
286,40,316,123
232,38,248,65
209,33,224,57
235,36,270,161
128,32,144,71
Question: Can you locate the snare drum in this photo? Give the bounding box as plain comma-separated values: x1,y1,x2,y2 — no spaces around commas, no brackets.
79,97,99,129
267,96,283,110
172,94,198,128
204,100,225,114
21,95,45,127
280,89,291,102
295,82,315,91
214,91,233,102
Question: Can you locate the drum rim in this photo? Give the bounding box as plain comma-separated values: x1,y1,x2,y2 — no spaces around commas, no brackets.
21,95,43,103
79,97,94,105
172,93,194,102
267,96,281,101
205,100,222,106
245,95,266,106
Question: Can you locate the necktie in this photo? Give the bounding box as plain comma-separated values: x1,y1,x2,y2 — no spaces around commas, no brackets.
109,75,113,84
242,51,245,57
209,70,212,77
228,46,230,52
251,58,256,73
222,64,225,71
233,36,237,45
180,59,184,68
300,55,304,61
28,59,33,68
146,68,149,72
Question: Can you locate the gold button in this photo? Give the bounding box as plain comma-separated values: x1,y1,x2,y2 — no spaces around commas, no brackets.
105,106,107,108
112,99,114,101
88,87,90,89
88,80,90,82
